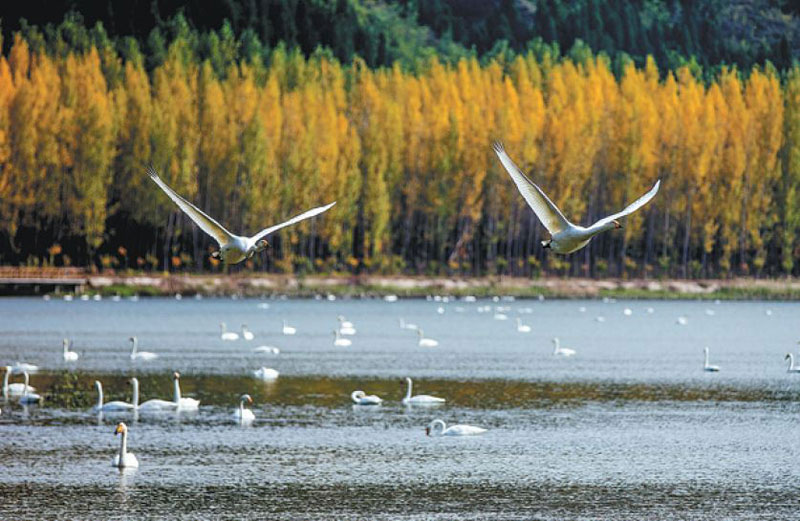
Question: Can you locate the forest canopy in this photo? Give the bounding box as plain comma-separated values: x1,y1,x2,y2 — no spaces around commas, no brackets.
0,2,799,278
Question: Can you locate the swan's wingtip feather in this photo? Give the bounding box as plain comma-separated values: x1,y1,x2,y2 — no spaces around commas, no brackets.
145,165,160,180
492,141,505,154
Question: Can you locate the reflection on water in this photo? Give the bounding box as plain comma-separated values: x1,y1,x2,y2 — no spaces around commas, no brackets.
1,297,799,519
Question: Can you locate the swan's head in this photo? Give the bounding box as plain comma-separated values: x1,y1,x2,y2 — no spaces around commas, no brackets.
240,394,253,404
613,220,622,229
255,239,269,252
425,426,431,436
63,338,69,347
129,336,136,343
786,354,792,360
173,372,181,380
114,422,127,436
541,240,552,249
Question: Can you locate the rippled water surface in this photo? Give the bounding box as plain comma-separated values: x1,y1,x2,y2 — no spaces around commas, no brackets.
1,296,799,520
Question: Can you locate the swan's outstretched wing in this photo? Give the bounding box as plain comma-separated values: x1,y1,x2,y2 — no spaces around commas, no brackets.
147,167,234,246
492,142,571,234
587,179,661,232
250,202,337,242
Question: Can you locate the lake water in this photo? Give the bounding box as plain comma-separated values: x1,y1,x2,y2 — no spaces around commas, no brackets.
1,296,799,520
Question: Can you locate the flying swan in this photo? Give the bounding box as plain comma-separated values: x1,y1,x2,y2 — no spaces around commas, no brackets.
493,142,660,253
148,167,336,264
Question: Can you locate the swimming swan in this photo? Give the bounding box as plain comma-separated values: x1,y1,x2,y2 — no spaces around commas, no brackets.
552,338,576,357
18,372,42,404
333,330,352,347
253,367,279,380
137,375,177,412
493,142,659,253
516,318,531,333
172,372,200,410
785,353,800,373
112,422,139,468
233,394,255,424
426,419,486,436
351,390,382,405
703,347,720,372
399,318,418,331
402,377,445,405
220,323,240,341
282,320,296,335
129,337,158,361
417,329,439,347
241,325,255,341
62,339,79,362
2,366,36,397
148,167,335,264
92,380,136,412
253,345,280,354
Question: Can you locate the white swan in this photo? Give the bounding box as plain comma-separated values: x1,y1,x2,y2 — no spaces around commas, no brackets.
129,337,158,361
417,329,439,347
399,318,418,331
676,316,688,326
493,142,660,253
337,315,355,329
253,366,279,381
332,329,352,347
18,372,42,404
282,320,296,335
62,339,79,362
172,372,200,410
233,394,255,424
516,318,531,333
220,322,240,341
351,390,382,405
785,354,800,373
703,347,720,372
112,422,139,468
253,345,280,354
493,312,508,320
92,380,136,412
402,377,445,405
3,366,36,397
148,167,336,264
426,419,486,436
552,338,576,357
339,324,356,336
137,376,177,412
241,325,255,341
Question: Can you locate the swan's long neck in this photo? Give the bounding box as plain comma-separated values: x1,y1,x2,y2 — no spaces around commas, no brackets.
431,419,446,435
131,379,139,408
704,349,710,367
788,354,796,370
239,399,245,417
173,377,181,403
63,340,69,354
405,379,412,400
118,429,128,462
2,368,9,396
553,338,560,354
130,338,137,356
95,381,104,408
587,220,618,238
23,373,31,397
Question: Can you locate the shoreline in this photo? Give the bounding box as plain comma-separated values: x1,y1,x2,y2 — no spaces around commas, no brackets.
3,271,800,300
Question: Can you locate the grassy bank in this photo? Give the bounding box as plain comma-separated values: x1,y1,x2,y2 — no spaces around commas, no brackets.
10,272,797,300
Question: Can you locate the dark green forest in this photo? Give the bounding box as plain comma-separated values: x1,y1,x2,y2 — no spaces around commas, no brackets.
2,0,798,71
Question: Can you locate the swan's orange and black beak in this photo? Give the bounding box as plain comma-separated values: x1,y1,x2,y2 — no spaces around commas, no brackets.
425,427,431,436
114,423,124,435
613,220,622,229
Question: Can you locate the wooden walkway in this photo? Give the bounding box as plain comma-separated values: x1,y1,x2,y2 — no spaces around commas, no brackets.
0,267,88,293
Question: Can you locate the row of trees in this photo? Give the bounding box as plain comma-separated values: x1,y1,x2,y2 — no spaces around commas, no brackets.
0,30,798,277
